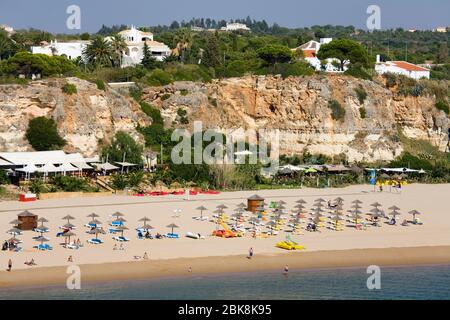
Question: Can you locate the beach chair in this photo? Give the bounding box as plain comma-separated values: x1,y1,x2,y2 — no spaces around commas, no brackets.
108,227,119,234
166,233,179,239
113,236,130,242
88,238,103,244
110,221,124,227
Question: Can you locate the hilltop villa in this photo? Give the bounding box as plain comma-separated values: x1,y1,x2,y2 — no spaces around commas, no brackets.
31,25,171,67
220,23,251,32
374,55,430,80
293,38,345,72
113,26,171,66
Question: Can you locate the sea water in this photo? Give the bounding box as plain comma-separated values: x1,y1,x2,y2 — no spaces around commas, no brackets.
1,264,449,300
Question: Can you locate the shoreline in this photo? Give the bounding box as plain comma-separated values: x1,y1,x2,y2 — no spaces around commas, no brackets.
2,246,450,289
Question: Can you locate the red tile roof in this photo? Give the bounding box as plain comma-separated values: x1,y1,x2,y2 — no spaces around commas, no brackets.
302,49,316,58
391,61,429,72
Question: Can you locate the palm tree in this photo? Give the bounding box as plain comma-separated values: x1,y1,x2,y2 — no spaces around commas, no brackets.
83,36,113,69
173,28,193,63
109,34,127,68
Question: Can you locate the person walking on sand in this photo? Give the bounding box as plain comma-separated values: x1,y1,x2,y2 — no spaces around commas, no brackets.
7,259,12,272
247,247,254,259
67,255,73,263
143,252,148,260
188,266,192,273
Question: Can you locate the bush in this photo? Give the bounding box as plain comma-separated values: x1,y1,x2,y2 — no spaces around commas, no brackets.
161,93,171,101
0,170,9,185
101,131,144,165
129,86,142,102
354,86,367,104
51,176,94,192
177,108,189,124
435,100,449,114
140,101,164,125
29,179,47,195
144,68,173,86
95,79,105,90
25,116,66,151
328,100,346,120
62,83,77,94
344,67,372,80
359,107,366,119
383,72,397,88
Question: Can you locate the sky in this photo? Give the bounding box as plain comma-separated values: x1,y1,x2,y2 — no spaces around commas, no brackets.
0,0,449,33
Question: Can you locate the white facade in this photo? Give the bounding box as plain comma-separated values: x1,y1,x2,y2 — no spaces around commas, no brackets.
375,56,430,80
293,38,345,72
31,40,89,60
221,23,251,32
115,26,171,66
31,26,171,67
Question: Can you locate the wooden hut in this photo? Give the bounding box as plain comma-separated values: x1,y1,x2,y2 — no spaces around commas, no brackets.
17,210,38,230
247,194,265,213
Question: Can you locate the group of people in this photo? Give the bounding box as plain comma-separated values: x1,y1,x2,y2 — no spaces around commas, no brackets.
2,240,19,252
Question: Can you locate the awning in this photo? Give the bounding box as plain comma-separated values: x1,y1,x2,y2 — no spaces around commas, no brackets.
94,162,119,171
38,163,60,173
72,162,94,170
115,162,137,167
15,164,39,173
58,162,78,172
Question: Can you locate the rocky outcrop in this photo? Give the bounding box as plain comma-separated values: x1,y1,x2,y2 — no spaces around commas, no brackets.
142,75,449,162
0,77,150,156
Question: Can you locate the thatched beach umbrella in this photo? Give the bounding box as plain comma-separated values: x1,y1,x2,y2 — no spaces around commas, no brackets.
371,202,382,208
9,219,23,227
166,223,179,235
87,213,100,222
408,210,421,221
139,217,151,228
296,199,307,204
35,236,50,246
62,215,75,224
112,212,124,217
62,222,76,229
115,225,129,237
334,197,344,204
388,206,400,211
352,199,363,204
236,202,247,208
89,227,105,240
196,206,208,219
62,231,76,243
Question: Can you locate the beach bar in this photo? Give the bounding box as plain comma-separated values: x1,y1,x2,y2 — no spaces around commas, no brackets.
17,210,38,230
247,194,265,213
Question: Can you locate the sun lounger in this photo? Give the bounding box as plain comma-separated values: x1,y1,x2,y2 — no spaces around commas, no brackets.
166,233,179,239
35,243,53,251
87,238,103,244
65,244,79,250
110,221,124,227
108,227,119,234
113,236,130,242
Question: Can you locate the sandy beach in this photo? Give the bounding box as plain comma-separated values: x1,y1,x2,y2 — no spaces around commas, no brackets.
1,183,450,288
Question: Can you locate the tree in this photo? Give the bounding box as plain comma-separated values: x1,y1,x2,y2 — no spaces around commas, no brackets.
80,32,90,40
101,131,143,165
256,44,293,66
25,117,66,151
109,34,127,68
202,33,221,68
437,42,449,64
141,42,157,70
1,52,75,77
317,39,369,71
83,36,113,68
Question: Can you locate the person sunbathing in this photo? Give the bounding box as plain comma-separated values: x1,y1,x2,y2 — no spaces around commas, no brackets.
24,258,36,266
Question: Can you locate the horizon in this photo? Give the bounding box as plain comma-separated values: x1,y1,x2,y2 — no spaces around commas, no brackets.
1,0,449,34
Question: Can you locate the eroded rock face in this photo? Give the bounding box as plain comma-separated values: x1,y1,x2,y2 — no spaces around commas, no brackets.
142,75,449,162
0,77,151,156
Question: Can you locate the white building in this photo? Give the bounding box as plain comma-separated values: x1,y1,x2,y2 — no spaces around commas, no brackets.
31,40,89,60
31,25,171,67
375,55,430,80
114,26,171,66
221,23,251,32
292,38,345,72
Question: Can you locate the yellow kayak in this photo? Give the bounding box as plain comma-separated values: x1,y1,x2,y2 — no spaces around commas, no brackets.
276,240,305,250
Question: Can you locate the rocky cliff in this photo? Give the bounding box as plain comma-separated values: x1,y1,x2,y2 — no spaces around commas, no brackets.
142,75,449,162
0,77,150,156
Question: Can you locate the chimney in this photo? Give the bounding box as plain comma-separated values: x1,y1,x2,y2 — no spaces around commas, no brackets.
376,54,381,63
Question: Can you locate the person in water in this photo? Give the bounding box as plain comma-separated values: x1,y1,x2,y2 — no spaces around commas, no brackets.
283,265,289,277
